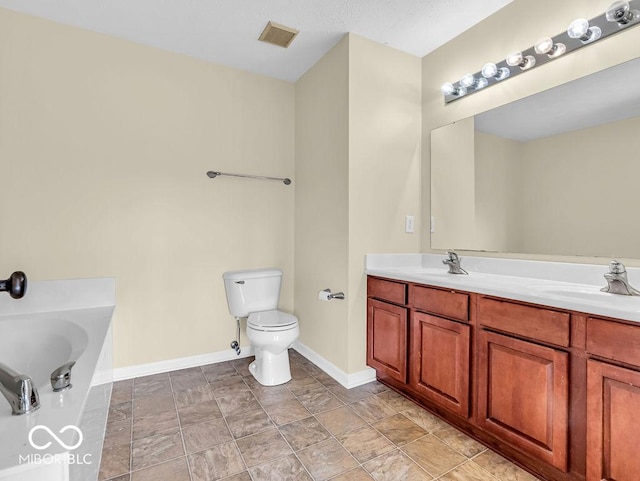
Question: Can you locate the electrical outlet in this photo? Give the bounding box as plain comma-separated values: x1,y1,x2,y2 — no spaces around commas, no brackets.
405,215,414,233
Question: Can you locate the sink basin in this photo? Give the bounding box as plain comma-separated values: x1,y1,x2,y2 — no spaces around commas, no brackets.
532,285,615,302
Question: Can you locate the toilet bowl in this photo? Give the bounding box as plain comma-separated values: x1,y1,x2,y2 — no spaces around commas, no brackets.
247,310,299,385
222,268,299,386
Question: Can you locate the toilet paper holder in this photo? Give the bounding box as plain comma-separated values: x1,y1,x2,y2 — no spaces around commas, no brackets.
319,288,345,301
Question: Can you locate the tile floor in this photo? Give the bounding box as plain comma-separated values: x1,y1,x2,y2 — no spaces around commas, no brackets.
99,350,542,481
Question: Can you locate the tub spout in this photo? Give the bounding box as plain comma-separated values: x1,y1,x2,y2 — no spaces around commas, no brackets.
0,362,40,415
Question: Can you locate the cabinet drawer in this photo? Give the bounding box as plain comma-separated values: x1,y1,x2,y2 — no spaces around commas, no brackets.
368,277,407,305
586,317,640,367
409,284,469,322
478,297,570,347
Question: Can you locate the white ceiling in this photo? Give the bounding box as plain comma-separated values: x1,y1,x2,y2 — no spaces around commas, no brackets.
0,0,513,82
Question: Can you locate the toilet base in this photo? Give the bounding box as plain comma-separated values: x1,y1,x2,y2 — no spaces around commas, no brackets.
249,348,292,386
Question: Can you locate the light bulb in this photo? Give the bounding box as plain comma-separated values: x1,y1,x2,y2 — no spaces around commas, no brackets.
476,78,488,89
548,43,566,58
534,37,554,54
441,83,455,95
460,74,475,88
568,18,589,38
568,18,602,43
441,83,466,97
506,51,524,67
506,52,535,70
481,63,498,78
496,67,510,80
606,1,639,24
534,37,567,58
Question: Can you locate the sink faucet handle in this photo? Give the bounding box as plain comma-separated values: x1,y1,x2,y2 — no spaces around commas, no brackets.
445,251,459,261
50,361,76,392
609,260,626,274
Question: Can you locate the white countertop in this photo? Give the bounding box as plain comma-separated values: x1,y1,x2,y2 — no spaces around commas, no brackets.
365,254,640,323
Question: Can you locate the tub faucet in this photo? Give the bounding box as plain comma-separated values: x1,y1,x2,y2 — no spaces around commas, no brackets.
443,251,468,275
0,362,40,415
601,261,640,296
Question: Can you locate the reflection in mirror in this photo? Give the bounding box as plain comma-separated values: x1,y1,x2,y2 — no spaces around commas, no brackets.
431,57,640,259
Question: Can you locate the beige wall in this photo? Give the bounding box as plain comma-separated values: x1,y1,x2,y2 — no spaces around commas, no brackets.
422,0,640,265
347,35,422,373
295,34,422,374
475,131,522,252
430,118,476,250
0,8,295,368
294,37,350,371
520,116,640,258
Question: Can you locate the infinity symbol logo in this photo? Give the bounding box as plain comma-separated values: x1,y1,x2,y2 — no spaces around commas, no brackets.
28,425,84,451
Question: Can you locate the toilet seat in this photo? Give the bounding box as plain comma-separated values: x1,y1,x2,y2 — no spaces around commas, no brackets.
247,310,298,332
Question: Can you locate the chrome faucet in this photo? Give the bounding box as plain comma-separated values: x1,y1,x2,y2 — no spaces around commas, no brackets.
0,362,40,415
50,361,76,392
601,261,640,296
443,251,468,275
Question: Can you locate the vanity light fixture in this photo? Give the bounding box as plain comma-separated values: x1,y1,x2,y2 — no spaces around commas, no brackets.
441,0,640,104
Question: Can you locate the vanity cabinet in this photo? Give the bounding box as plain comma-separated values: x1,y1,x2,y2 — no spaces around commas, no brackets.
476,296,570,471
409,285,471,417
585,317,640,481
477,330,569,471
366,278,408,383
367,274,640,481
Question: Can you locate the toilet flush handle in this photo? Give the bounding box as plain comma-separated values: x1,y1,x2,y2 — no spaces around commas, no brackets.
234,280,245,284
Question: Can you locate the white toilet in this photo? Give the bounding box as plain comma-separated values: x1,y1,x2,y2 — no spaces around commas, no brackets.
222,268,299,386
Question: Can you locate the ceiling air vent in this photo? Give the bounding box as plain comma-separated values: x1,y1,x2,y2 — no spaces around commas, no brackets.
258,21,299,48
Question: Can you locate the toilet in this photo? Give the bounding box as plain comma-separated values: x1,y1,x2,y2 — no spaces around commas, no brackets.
222,268,299,386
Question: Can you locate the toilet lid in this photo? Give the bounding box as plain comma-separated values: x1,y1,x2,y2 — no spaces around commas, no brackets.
247,310,298,331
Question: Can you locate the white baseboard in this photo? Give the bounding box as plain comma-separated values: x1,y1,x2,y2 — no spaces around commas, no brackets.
292,341,376,389
113,346,255,381
112,342,376,389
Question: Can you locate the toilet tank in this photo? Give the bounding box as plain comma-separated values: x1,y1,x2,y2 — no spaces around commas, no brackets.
222,268,283,317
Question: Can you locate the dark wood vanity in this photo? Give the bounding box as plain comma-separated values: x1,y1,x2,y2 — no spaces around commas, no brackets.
367,275,640,481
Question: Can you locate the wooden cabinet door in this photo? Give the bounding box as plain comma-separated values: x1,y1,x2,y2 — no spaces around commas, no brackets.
409,312,470,417
587,360,640,481
477,330,569,471
367,299,408,383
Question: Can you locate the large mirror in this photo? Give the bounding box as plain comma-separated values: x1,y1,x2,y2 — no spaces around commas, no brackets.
431,57,640,259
